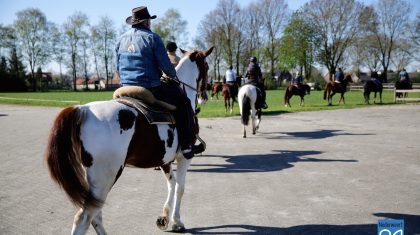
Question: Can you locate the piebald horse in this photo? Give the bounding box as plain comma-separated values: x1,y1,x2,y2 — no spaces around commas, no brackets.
238,84,262,138
45,47,213,234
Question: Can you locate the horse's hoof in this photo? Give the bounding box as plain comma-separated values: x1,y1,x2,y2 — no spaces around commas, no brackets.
172,224,186,233
243,135,246,138
156,216,169,230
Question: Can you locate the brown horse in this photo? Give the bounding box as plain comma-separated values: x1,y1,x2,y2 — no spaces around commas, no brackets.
221,83,237,113
323,74,353,105
284,84,311,107
211,82,223,99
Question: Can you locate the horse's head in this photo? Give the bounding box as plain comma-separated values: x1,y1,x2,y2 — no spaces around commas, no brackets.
177,47,214,106
344,74,354,83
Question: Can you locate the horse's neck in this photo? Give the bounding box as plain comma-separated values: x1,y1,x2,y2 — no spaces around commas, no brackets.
176,60,198,110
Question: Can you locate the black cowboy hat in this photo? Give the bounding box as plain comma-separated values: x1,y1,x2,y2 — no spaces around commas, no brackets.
125,6,157,25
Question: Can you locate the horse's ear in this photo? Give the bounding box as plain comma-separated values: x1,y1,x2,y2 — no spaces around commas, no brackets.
204,46,214,57
180,48,187,55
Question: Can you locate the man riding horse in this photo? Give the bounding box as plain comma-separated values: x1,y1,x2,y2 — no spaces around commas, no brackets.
115,6,199,158
225,65,238,98
245,57,268,109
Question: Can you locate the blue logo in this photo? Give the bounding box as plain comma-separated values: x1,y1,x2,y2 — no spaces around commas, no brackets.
378,219,404,235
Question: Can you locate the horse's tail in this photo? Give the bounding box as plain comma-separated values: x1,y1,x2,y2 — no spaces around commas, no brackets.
45,106,101,208
241,95,251,125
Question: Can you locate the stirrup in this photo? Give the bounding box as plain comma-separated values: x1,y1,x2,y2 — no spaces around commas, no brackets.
262,103,268,109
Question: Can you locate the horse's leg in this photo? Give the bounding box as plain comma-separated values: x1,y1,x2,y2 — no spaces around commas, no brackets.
251,106,257,135
157,164,175,230
230,99,234,114
300,96,304,106
91,210,107,235
379,91,382,103
243,124,247,138
72,206,103,235
171,156,192,232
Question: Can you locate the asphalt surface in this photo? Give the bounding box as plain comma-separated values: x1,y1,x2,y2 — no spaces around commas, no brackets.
0,104,419,235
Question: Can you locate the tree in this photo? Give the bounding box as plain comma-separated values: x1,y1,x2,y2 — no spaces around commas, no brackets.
14,8,50,91
369,0,411,80
302,0,363,80
50,23,66,87
96,16,116,89
152,9,188,47
279,11,317,81
63,12,89,91
260,0,289,77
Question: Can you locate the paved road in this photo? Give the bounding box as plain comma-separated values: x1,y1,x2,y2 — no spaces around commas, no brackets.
0,104,419,235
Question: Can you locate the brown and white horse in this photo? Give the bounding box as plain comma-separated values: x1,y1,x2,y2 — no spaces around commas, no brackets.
45,47,213,234
238,84,261,138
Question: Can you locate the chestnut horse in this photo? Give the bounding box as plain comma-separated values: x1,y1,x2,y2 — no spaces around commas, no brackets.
221,83,237,113
238,84,261,138
210,82,223,99
284,84,311,107
323,74,353,105
45,47,213,234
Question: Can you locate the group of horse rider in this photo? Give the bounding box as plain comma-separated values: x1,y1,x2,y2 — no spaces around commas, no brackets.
222,57,268,109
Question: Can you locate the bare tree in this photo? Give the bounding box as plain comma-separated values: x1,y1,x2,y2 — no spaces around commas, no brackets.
241,2,265,75
302,0,363,80
50,23,66,86
63,12,89,91
260,0,289,76
96,16,116,89
370,0,411,80
14,8,50,91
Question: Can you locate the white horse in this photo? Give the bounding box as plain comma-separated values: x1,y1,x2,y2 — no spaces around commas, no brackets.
45,47,213,234
238,84,262,138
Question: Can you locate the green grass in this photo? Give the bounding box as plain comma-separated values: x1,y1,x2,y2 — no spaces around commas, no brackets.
197,89,400,118
0,89,417,118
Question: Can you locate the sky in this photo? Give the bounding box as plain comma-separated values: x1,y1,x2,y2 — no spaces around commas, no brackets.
2,0,418,41
1,0,419,72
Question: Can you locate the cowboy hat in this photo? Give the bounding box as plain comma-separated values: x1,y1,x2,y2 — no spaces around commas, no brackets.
125,6,156,25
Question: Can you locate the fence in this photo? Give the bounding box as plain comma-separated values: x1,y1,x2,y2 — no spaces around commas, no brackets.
349,83,420,91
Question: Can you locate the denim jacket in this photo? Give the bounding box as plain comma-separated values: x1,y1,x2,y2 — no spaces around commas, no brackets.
115,26,176,88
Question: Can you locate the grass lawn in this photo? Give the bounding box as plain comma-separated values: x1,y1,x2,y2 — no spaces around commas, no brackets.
0,89,415,118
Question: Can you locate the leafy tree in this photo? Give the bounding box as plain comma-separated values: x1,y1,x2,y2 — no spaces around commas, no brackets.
14,8,50,91
152,9,188,47
279,11,317,81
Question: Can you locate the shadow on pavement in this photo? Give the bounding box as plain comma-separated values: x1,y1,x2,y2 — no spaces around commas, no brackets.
185,213,419,235
262,129,374,140
190,150,357,173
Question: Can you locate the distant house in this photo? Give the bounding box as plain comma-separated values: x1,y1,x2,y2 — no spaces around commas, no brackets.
99,73,121,90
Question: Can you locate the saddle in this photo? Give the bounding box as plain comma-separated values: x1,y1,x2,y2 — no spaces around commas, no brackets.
113,86,176,125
